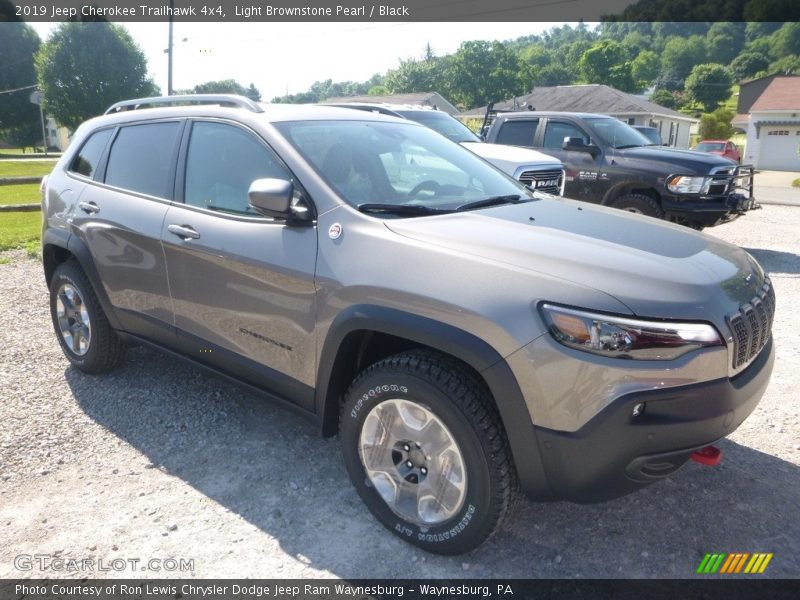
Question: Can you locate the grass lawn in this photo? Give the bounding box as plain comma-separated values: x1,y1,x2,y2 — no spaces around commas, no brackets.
0,211,41,252
793,178,800,188
0,160,57,178
0,183,40,205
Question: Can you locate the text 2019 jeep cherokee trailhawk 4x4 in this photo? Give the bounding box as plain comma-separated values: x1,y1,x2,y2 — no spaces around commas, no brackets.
42,95,775,554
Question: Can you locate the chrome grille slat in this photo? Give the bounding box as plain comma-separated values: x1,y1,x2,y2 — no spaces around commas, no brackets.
519,169,563,194
727,278,775,370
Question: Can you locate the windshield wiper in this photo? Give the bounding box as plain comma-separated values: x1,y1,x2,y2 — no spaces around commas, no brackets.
455,194,529,212
357,203,453,216
615,144,645,149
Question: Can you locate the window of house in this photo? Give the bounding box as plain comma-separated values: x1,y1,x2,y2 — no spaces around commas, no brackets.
104,122,181,198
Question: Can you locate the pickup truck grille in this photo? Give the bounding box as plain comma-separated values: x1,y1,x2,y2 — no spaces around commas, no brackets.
519,169,563,195
727,277,775,369
706,165,755,197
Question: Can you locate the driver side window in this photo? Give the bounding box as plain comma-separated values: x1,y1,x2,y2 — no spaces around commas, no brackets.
184,122,290,216
543,121,588,149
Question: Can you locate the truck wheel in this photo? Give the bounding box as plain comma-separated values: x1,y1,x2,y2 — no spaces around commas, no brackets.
49,260,122,374
612,193,664,219
340,350,517,554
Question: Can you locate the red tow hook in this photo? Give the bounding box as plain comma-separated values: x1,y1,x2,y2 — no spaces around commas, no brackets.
691,445,722,466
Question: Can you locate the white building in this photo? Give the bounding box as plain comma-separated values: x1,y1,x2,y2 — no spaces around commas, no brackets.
733,75,800,172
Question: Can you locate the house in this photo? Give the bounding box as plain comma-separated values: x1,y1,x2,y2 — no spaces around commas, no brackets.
464,84,698,148
322,91,459,116
732,75,800,171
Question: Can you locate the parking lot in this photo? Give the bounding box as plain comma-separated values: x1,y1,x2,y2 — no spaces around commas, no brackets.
1,201,798,579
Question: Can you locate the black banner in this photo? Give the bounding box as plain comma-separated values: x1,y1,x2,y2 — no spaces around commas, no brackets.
3,580,800,600
2,0,800,23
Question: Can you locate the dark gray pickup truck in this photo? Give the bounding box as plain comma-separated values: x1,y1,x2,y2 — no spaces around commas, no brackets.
484,110,758,228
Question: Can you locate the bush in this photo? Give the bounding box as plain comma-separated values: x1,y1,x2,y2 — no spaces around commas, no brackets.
698,107,735,140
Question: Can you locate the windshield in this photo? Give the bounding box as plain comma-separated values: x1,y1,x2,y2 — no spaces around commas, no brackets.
275,120,530,214
636,128,662,145
696,142,725,152
585,118,654,149
397,110,481,143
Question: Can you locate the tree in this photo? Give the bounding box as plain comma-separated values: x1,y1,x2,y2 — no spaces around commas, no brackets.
631,50,660,88
706,22,745,65
36,23,158,130
0,23,41,131
650,88,678,110
445,41,531,109
773,22,800,57
368,85,389,96
699,107,735,140
534,64,576,87
578,40,636,92
191,79,261,101
660,36,707,86
730,52,771,81
770,55,800,75
685,64,733,112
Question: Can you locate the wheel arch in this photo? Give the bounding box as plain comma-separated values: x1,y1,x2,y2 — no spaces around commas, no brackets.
43,230,122,331
316,305,554,499
601,181,662,207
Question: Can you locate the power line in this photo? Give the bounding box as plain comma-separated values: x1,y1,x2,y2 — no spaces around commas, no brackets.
0,84,37,96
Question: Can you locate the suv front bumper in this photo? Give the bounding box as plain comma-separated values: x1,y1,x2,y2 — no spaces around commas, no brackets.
528,338,774,502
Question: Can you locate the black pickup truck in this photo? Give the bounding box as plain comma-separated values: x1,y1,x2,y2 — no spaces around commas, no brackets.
483,110,758,228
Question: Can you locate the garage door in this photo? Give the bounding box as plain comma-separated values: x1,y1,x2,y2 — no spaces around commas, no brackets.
758,127,800,171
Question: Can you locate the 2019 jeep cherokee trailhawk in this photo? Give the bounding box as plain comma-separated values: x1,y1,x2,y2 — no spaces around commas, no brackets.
42,95,775,554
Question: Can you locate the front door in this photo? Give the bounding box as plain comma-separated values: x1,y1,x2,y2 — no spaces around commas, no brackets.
160,120,318,408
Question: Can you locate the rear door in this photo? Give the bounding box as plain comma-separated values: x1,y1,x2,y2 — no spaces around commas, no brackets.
160,119,318,409
69,120,183,342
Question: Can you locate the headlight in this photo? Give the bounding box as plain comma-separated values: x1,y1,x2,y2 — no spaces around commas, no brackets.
540,304,723,361
666,175,707,194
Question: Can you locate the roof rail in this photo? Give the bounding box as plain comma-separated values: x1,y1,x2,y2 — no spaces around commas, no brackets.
104,94,264,115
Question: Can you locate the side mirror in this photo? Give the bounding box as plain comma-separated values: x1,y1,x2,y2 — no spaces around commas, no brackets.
563,137,600,158
248,178,311,222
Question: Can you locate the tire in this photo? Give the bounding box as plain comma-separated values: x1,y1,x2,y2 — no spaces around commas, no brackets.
340,350,517,554
49,259,122,374
611,193,664,219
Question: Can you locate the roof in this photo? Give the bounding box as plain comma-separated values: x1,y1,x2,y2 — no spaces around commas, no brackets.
750,77,800,112
322,92,459,115
464,85,697,122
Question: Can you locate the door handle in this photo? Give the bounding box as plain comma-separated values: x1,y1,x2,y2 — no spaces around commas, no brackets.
78,201,100,214
167,224,201,240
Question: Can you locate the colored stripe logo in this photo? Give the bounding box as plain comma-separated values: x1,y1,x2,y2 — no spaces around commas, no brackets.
697,553,773,574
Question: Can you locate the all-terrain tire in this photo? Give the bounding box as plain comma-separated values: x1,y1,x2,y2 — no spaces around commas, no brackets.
340,349,517,554
49,259,123,374
611,193,664,219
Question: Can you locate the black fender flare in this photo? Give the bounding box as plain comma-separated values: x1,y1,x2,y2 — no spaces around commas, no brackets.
316,304,554,499
601,179,661,206
43,229,122,331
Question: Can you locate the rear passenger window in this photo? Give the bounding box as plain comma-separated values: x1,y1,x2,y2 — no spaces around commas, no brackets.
495,120,538,147
69,129,112,178
184,122,291,216
105,122,181,198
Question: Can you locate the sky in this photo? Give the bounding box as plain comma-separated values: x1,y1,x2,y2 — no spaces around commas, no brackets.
27,22,577,101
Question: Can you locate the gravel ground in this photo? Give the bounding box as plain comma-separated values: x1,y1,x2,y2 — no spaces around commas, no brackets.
1,204,798,580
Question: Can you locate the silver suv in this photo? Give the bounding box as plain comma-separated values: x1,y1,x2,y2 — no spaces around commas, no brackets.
42,95,775,554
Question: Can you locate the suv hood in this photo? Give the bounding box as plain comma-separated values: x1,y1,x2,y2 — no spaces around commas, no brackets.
461,141,563,173
384,198,763,322
618,146,736,173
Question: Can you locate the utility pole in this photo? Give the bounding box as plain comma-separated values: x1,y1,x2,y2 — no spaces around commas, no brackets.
167,0,174,95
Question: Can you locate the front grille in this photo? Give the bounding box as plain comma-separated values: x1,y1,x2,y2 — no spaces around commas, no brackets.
519,168,563,195
727,277,776,369
707,167,734,196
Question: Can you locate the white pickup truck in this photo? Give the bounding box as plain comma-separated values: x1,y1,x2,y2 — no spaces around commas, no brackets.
324,102,565,195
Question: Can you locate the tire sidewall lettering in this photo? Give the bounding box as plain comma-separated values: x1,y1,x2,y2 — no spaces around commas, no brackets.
349,384,408,419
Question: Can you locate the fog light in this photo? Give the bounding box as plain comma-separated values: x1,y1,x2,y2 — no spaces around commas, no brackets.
632,403,646,418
